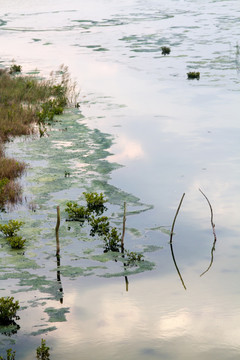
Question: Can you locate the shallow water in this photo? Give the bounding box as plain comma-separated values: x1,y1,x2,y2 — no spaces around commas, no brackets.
0,1,240,359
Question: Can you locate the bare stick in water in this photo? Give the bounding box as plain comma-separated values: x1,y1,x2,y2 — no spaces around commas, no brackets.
121,202,127,253
170,193,185,244
169,193,186,290
55,206,60,256
199,189,217,277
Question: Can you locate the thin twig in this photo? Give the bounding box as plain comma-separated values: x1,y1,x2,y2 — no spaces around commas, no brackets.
169,193,186,290
170,193,185,244
199,189,217,277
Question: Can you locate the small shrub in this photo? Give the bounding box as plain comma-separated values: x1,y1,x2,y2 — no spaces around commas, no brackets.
36,339,50,360
7,236,26,249
187,71,200,80
89,216,110,237
125,250,144,266
83,192,107,215
103,227,121,252
65,201,89,221
0,349,16,360
0,220,24,237
161,46,171,55
9,64,22,75
0,297,19,325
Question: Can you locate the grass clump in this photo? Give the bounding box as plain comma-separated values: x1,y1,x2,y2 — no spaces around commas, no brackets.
161,46,171,55
0,63,76,209
187,71,200,80
0,297,19,325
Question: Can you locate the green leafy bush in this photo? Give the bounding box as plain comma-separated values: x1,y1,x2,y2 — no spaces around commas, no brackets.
36,339,50,360
89,216,110,237
0,297,20,325
83,192,107,215
125,250,144,266
7,236,26,249
0,349,16,360
103,227,121,252
0,220,24,237
65,201,89,221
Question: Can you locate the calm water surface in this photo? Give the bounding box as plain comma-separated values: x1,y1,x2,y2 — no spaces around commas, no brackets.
0,1,240,359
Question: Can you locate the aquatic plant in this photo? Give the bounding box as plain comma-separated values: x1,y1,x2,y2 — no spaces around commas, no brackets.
83,191,107,215
9,64,22,74
161,46,171,55
89,215,110,237
125,250,144,266
65,201,89,221
187,71,200,80
0,349,16,360
7,236,26,249
0,220,24,237
0,297,20,325
103,227,121,252
36,339,50,360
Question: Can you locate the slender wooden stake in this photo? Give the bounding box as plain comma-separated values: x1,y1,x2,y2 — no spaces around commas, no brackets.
121,202,127,253
55,206,60,256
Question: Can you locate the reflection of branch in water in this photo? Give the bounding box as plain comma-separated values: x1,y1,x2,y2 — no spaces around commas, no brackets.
170,193,186,290
125,276,129,292
56,254,63,304
199,188,217,277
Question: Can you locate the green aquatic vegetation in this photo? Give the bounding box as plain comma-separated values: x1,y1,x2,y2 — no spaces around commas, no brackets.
7,236,26,249
0,297,19,325
44,307,70,322
103,227,121,252
9,64,21,75
89,216,110,237
65,201,89,221
83,191,107,215
0,220,24,237
36,339,50,360
161,46,171,55
187,71,200,80
125,250,144,266
0,348,16,360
